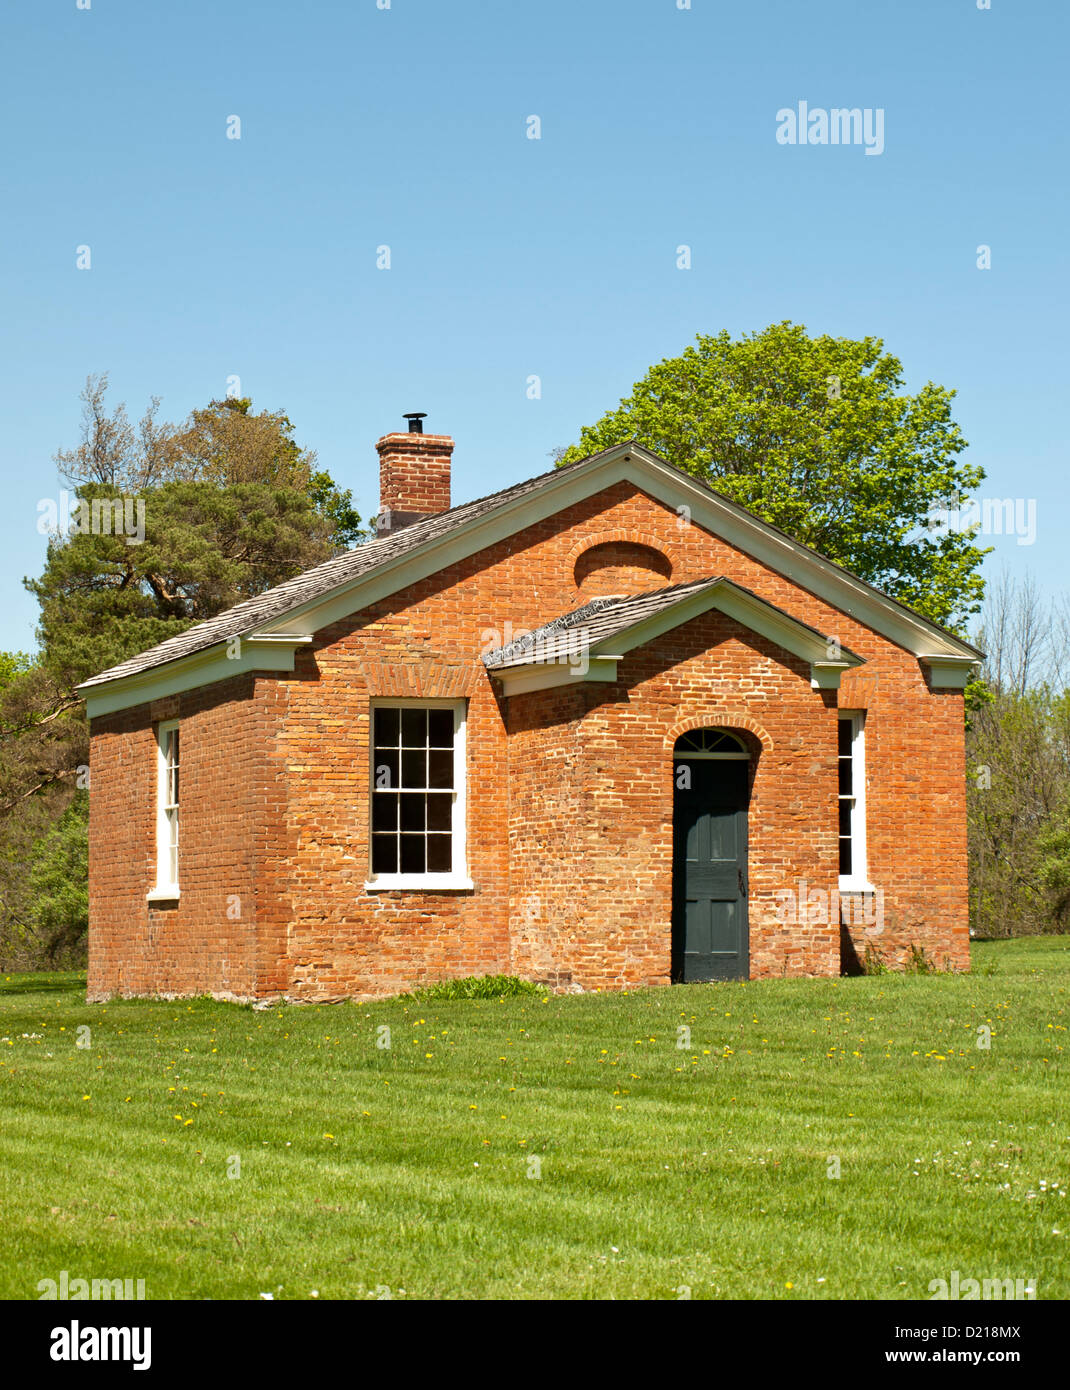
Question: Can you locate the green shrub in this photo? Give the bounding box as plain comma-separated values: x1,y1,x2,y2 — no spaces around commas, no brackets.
904,943,938,975
404,974,544,1002
860,943,888,975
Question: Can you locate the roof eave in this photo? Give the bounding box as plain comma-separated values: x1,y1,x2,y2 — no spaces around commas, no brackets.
77,635,310,720
79,438,981,708
484,577,868,695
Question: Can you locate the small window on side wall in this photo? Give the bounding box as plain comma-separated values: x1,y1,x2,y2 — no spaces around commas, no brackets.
149,720,180,900
838,711,870,890
367,700,471,890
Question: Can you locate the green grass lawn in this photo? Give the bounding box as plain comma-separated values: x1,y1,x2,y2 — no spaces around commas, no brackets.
1,937,1068,1300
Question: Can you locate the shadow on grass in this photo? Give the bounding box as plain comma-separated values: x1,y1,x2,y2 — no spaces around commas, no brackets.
0,971,86,995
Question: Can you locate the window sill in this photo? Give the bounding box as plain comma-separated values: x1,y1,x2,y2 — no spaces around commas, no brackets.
147,887,180,903
364,874,474,893
838,878,876,894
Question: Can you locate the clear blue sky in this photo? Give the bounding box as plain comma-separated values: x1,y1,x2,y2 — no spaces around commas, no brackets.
1,0,1066,652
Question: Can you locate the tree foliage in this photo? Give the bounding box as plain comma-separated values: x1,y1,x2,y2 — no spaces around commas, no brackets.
0,377,369,966
966,575,1070,937
0,654,82,967
556,322,987,630
33,376,366,686
28,480,336,690
27,793,89,966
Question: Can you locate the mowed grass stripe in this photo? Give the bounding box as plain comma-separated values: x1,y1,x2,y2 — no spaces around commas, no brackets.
0,936,1066,1299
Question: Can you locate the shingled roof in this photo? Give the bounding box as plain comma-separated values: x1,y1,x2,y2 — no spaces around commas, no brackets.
482,579,721,668
76,439,981,699
75,447,607,692
481,576,865,671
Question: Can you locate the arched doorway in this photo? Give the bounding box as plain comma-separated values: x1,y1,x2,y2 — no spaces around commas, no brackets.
672,728,751,982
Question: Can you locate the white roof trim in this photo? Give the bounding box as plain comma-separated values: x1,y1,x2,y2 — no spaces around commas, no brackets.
919,654,980,689
485,578,865,695
251,445,977,661
492,657,621,696
81,636,306,719
80,442,978,715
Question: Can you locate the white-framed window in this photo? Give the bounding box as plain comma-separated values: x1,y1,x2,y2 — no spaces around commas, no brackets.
366,699,471,891
149,720,180,900
837,710,871,891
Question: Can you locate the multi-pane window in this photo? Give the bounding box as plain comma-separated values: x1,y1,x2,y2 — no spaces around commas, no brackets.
156,721,180,893
674,728,749,757
838,712,867,885
370,703,463,879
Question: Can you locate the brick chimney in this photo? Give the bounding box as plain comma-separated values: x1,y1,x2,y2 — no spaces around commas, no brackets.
376,414,453,535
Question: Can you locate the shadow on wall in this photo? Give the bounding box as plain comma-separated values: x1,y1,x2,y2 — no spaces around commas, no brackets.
574,541,673,599
840,925,864,976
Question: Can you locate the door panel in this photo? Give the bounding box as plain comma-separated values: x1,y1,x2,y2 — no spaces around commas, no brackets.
673,757,749,981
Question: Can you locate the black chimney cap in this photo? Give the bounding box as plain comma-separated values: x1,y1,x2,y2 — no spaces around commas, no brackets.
402,412,427,434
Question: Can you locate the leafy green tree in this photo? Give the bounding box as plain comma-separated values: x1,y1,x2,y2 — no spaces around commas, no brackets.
1037,799,1070,924
32,377,369,690
0,656,85,812
556,322,986,629
0,652,33,686
0,378,371,969
27,793,89,965
166,397,361,545
28,480,338,689
308,469,364,551
54,377,366,549
966,577,1070,936
0,652,81,967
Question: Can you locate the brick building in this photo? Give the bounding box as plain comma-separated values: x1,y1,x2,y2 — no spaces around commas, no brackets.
78,422,981,1001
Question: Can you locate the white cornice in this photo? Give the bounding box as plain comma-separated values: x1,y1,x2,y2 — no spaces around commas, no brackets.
81,443,979,716
919,655,980,689
253,445,978,663
491,657,621,696
81,637,306,719
486,578,865,695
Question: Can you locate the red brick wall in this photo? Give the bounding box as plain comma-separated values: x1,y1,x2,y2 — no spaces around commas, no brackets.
574,539,673,600
276,653,512,999
87,477,970,999
87,674,287,1001
506,614,840,989
836,666,970,973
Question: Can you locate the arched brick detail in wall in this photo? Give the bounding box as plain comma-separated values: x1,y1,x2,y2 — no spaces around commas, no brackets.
356,661,477,698
566,530,679,573
664,712,774,755
569,532,677,598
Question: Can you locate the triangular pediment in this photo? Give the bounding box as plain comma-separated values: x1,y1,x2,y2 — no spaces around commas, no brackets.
481,576,865,694
78,441,980,717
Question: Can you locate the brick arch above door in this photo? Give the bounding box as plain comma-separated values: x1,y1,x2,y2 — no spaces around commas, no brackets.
664,712,774,754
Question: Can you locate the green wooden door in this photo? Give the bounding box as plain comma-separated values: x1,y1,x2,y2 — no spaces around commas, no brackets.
672,758,749,981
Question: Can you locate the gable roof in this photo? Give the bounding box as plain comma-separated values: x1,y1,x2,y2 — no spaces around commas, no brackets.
77,448,603,693
481,576,865,694
482,576,864,668
76,441,981,715
482,587,689,670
